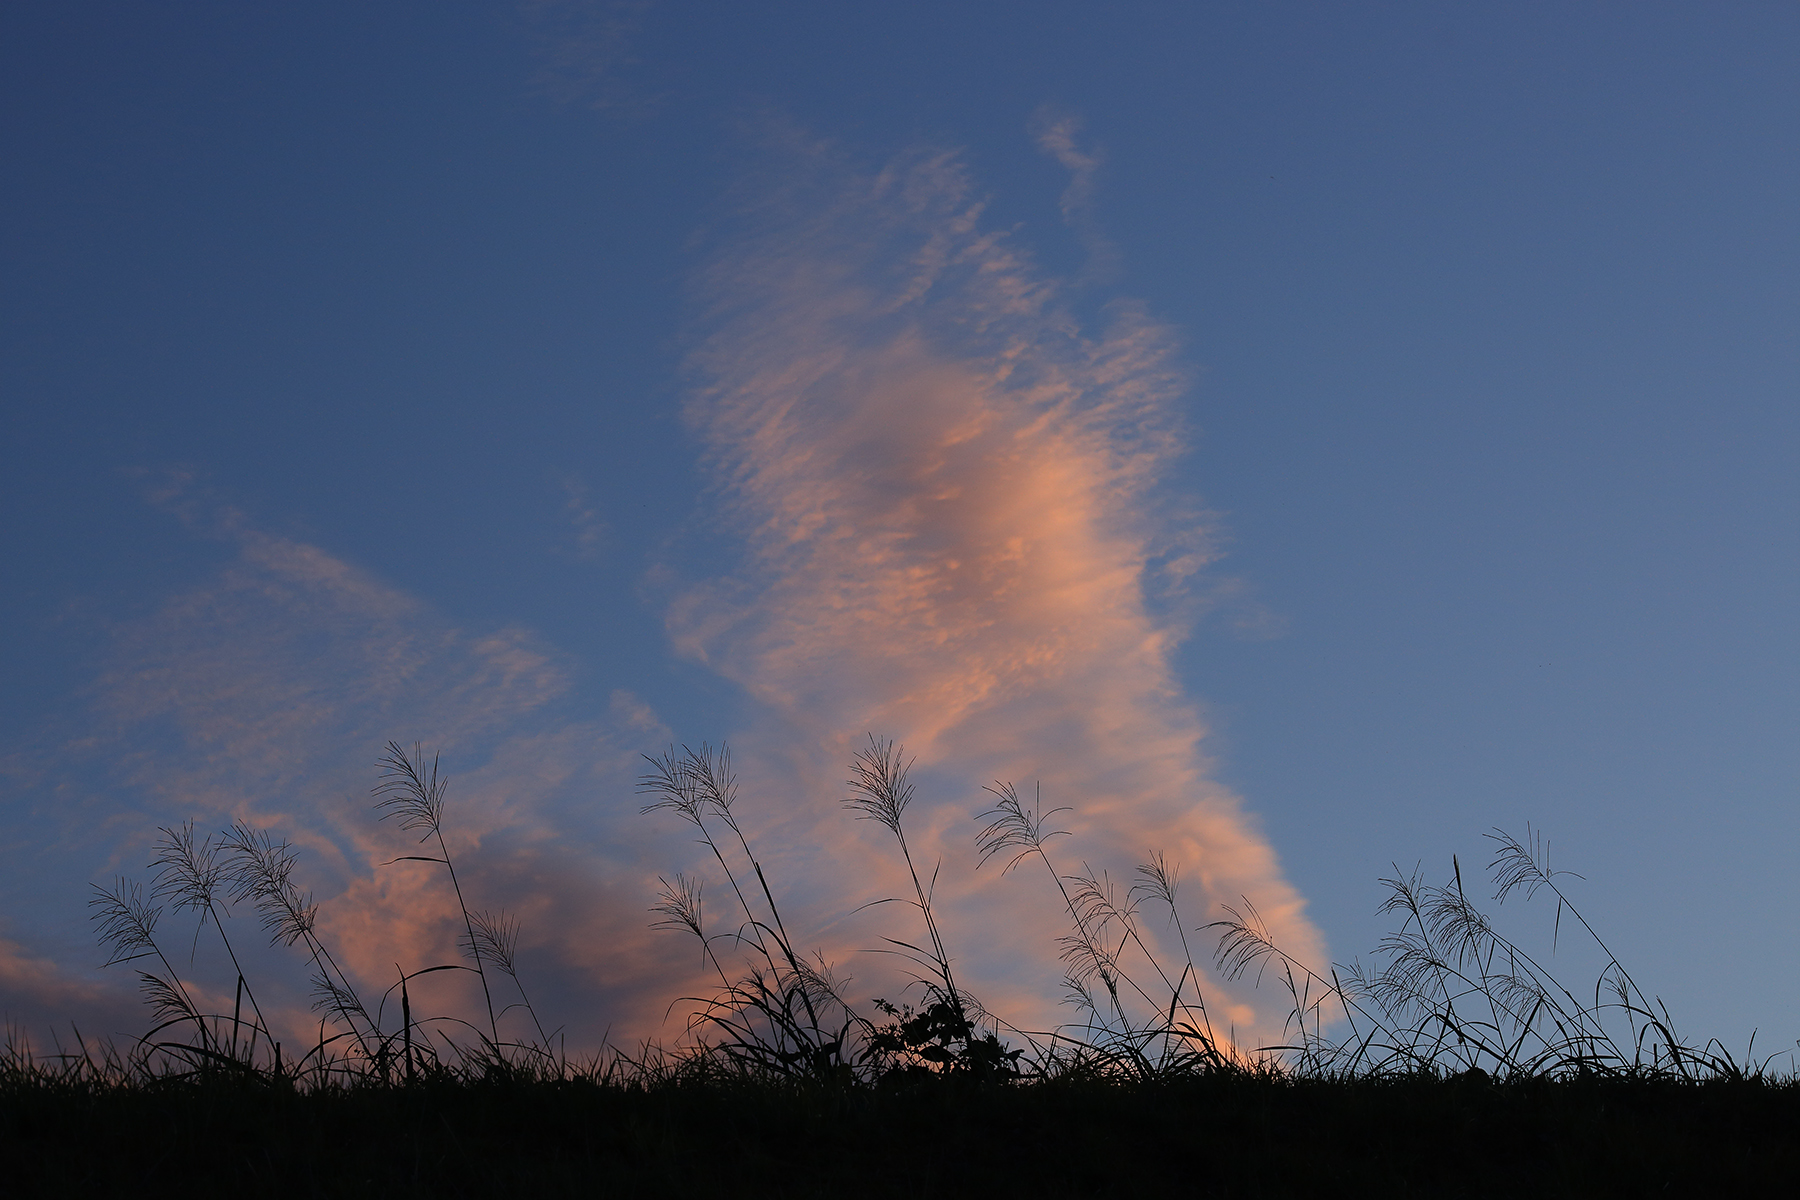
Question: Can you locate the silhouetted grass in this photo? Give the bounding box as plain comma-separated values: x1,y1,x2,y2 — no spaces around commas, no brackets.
10,737,1796,1193
5,1041,1799,1196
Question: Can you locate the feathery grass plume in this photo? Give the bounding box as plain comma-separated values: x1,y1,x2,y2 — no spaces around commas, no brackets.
974,781,1071,875
640,744,789,970
95,846,291,1077
465,908,553,1049
464,909,520,981
150,822,272,1067
88,744,568,1088
137,970,202,1029
1058,867,1134,1021
977,785,1128,1020
1487,824,1653,1016
1058,865,1229,1077
976,780,1226,1077
221,824,313,944
650,874,706,943
651,874,730,988
90,876,220,1062
1214,829,1740,1081
89,734,1763,1093
1129,853,1222,1061
373,741,447,835
844,735,916,835
1479,832,1713,1077
1210,896,1361,1072
844,739,961,1011
649,871,864,1078
222,821,378,1064
976,781,1123,1027
149,822,228,918
376,742,501,1046
846,737,1020,1081
641,743,852,1080
373,744,554,1065
1354,855,1652,1075
90,878,163,969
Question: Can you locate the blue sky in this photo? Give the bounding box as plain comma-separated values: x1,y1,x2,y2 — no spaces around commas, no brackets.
2,2,1795,1056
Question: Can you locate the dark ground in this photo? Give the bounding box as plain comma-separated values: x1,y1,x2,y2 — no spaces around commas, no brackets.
5,1071,1796,1197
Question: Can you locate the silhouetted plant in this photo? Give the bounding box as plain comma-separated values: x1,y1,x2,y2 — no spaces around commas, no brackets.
221,820,381,1069
86,732,1762,1095
975,779,1228,1079
639,738,1029,1083
90,744,553,1087
640,743,861,1081
1209,826,1749,1080
843,737,1020,1079
865,996,1023,1082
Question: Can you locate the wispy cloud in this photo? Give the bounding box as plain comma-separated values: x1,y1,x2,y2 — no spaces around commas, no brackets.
558,475,608,561
2,501,705,1050
0,935,142,1047
669,128,1322,1041
3,132,1320,1056
521,0,661,117
1031,106,1122,282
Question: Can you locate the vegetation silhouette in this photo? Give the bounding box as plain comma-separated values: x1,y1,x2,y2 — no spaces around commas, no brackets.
4,737,1793,1193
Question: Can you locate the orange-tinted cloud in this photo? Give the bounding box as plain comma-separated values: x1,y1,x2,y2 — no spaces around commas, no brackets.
669,132,1323,1045
8,508,711,1054
7,132,1322,1059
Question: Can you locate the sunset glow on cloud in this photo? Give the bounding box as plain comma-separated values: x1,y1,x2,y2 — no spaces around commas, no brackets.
5,3,1791,1062
12,510,703,1050
0,134,1320,1053
667,132,1323,1039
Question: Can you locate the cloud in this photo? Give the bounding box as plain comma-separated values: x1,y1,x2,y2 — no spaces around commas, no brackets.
667,130,1323,1045
521,0,662,117
1030,106,1122,282
558,475,608,561
2,506,710,1053
0,935,143,1047
0,131,1321,1060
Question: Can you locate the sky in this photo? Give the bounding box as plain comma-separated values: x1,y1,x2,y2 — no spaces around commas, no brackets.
1,1,1795,1060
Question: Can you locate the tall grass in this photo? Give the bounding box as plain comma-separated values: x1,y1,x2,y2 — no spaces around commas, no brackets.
75,735,1773,1093
637,738,1020,1082
973,780,1230,1080
86,742,558,1088
1210,828,1763,1081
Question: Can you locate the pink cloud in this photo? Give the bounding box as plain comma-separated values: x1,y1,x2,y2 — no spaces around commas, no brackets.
668,134,1323,1047
0,936,141,1046
10,513,707,1055
7,134,1322,1062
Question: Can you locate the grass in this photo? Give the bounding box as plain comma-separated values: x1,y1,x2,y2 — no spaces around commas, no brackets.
5,1047,1798,1196
5,736,1796,1194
